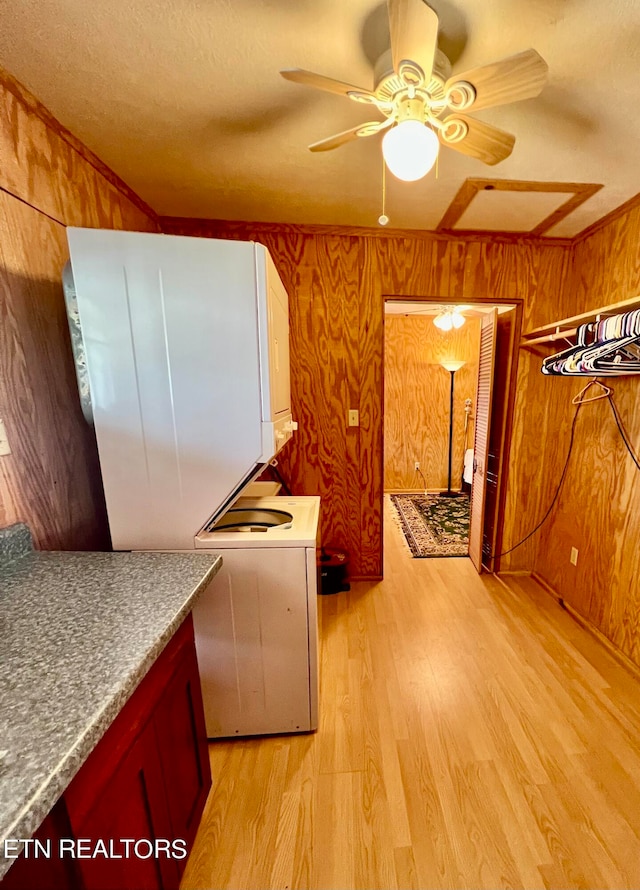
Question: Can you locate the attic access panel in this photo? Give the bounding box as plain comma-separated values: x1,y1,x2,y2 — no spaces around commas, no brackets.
437,178,602,236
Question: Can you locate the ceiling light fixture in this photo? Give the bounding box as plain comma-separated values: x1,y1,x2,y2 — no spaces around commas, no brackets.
381,120,440,182
433,307,466,331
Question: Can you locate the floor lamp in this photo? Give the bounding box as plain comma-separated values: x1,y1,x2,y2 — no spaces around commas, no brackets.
440,360,465,497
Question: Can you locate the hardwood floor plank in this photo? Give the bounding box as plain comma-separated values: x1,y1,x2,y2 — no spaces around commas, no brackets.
269,789,301,890
235,741,291,888
470,760,545,890
291,776,314,888
182,498,640,889
535,780,613,889
397,738,462,888
369,674,412,848
182,743,256,889
393,845,420,890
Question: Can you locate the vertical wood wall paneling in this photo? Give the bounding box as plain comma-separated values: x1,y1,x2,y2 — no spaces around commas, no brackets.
383,316,481,491
163,217,569,579
312,235,363,575
530,201,640,668
0,69,159,550
356,238,383,577
498,245,573,571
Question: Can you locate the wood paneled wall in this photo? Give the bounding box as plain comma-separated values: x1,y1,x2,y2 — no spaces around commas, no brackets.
163,217,569,579
530,201,640,668
384,316,481,491
0,68,158,550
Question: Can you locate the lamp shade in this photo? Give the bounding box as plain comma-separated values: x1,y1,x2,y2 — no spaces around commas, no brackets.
440,360,465,372
382,121,439,182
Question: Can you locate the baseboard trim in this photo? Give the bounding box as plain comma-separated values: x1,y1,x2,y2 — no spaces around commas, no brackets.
529,571,640,682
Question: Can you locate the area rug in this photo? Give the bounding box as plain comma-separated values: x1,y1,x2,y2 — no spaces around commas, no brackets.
390,493,470,558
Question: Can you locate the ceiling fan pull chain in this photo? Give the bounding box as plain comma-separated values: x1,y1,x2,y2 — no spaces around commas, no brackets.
378,156,389,226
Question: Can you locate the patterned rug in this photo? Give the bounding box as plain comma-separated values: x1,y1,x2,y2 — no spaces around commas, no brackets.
390,493,470,558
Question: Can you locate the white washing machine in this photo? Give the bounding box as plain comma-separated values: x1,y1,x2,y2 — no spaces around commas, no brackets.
191,496,320,739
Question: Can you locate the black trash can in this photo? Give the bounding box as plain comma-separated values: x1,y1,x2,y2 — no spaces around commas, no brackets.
318,548,350,595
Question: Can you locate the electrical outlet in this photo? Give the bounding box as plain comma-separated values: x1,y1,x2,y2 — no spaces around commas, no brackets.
570,547,578,566
414,461,420,470
0,419,11,456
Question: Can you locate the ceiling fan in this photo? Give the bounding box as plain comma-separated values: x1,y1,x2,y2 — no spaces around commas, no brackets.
280,0,548,181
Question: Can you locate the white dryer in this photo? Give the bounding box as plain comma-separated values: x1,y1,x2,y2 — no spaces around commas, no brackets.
191,496,320,739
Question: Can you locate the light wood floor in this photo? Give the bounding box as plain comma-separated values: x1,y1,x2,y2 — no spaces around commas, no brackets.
182,498,640,889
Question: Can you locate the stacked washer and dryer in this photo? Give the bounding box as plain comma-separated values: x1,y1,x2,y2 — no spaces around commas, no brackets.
65,228,320,738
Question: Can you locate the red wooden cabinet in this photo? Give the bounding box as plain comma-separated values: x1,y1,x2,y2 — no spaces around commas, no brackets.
153,638,211,856
1,802,80,890
68,719,179,890
1,615,211,890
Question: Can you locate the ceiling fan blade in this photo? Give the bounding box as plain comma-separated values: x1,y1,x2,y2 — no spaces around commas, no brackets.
309,120,392,152
387,0,439,85
446,49,548,112
439,114,515,165
280,68,377,101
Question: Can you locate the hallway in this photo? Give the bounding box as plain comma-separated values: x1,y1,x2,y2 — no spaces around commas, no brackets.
182,499,640,889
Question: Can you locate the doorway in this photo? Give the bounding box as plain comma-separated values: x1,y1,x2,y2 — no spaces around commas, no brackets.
382,298,521,573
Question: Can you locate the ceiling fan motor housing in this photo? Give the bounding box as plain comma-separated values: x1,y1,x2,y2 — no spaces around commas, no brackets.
396,95,427,124
374,47,452,101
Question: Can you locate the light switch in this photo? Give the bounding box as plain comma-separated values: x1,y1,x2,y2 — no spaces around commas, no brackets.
0,419,11,456
348,409,359,427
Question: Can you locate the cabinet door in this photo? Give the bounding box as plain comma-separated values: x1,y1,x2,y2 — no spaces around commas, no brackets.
153,640,212,862
68,721,180,890
1,801,80,890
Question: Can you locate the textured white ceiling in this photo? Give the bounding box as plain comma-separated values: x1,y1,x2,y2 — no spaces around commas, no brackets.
1,0,639,236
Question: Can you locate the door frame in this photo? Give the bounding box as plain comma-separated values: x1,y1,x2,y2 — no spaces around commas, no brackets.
381,295,524,574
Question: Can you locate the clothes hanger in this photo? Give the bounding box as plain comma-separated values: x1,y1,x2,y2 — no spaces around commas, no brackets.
571,333,640,375
542,310,640,377
571,378,612,405
541,323,593,375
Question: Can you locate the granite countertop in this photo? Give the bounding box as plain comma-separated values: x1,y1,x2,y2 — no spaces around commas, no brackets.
0,524,222,878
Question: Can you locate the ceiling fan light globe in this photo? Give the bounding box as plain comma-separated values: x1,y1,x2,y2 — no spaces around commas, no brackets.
382,120,439,182
451,312,466,329
433,312,453,332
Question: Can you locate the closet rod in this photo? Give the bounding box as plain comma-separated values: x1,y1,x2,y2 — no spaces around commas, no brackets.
521,294,640,347
523,327,578,347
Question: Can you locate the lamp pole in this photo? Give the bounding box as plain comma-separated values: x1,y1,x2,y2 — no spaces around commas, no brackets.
440,361,465,498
